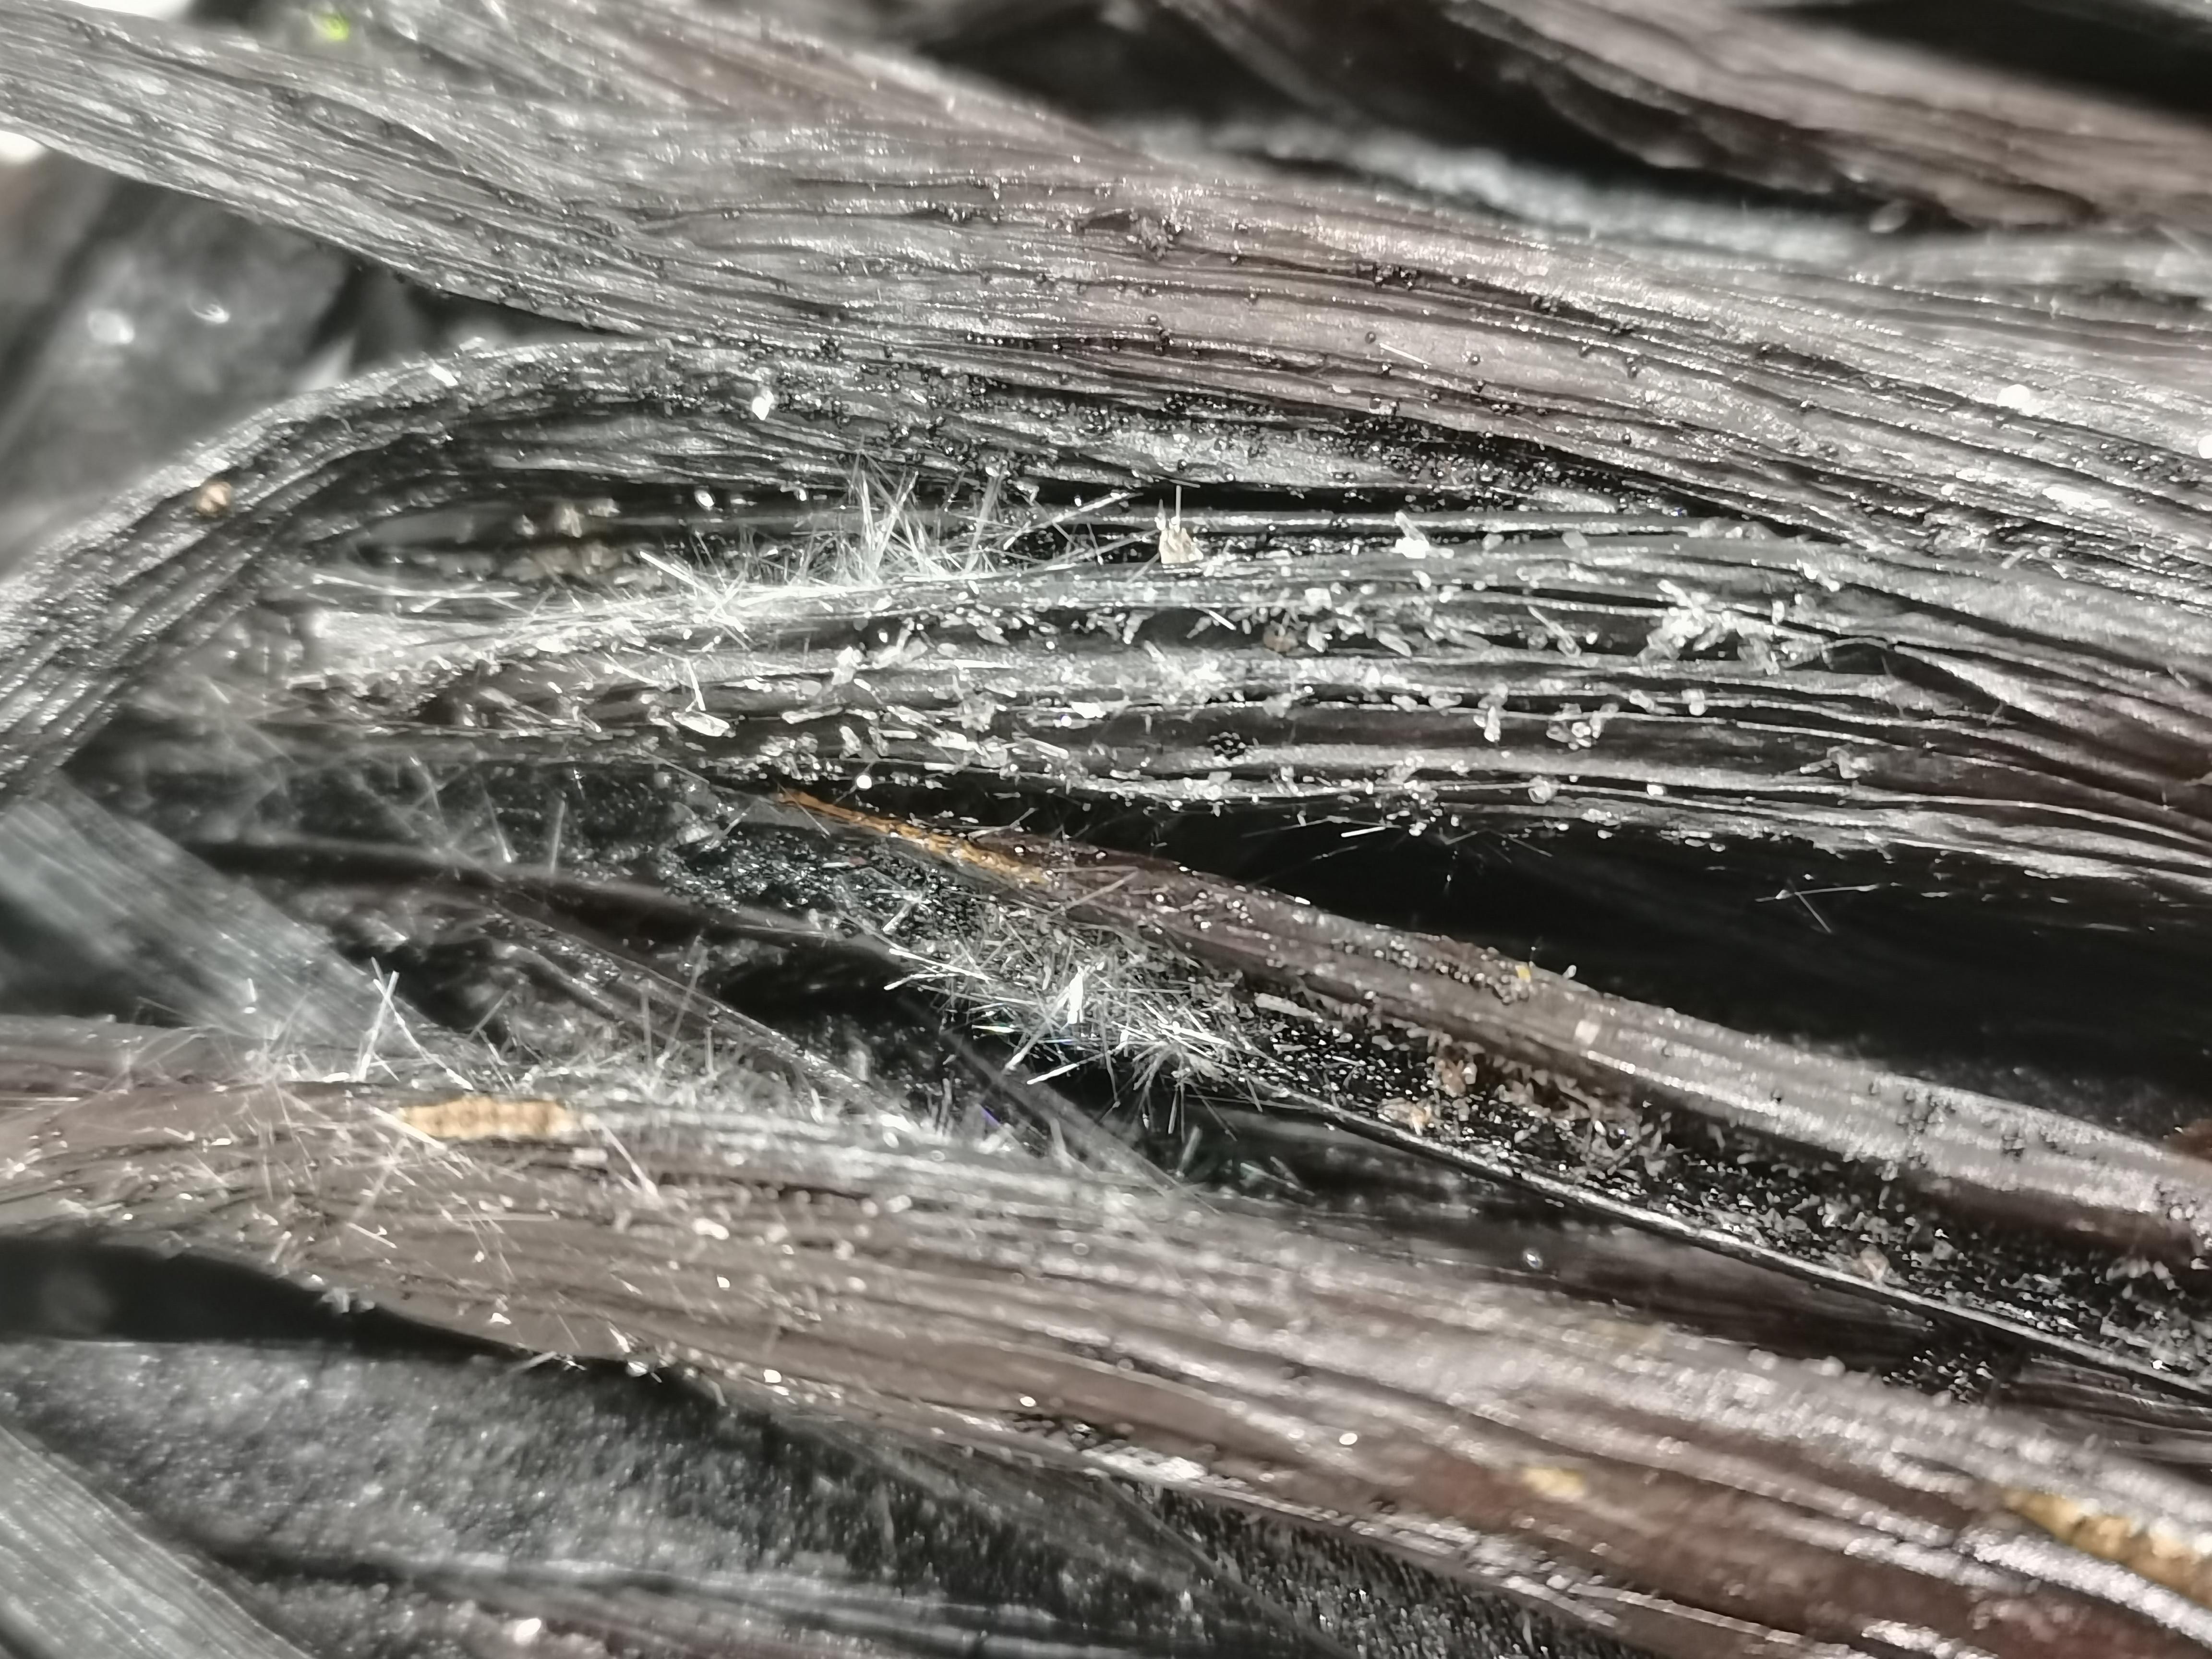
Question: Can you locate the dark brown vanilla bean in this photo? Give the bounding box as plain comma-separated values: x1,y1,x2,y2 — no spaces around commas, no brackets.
6,1073,2212,1657
7,0,2212,585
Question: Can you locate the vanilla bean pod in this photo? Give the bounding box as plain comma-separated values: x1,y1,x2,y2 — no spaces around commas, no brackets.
0,1415,319,1659
5,1072,2212,1657
0,1338,1389,1659
1157,0,2212,229
240,526,2212,939
0,781,407,1054
677,792,2212,1393
1142,112,2212,309
9,2,2212,579
10,348,2212,962
141,769,2212,1398
0,336,1584,804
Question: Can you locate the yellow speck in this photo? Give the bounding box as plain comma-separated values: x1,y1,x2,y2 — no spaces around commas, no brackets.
399,1095,580,1142
312,10,352,43
1518,1465,1588,1502
2003,1488,2212,1607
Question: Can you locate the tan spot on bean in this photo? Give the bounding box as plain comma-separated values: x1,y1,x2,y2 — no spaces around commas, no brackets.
399,1096,580,1142
1518,1465,1589,1502
2004,1488,2212,1607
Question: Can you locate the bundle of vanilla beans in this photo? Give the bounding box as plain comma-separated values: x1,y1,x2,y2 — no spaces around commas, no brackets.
12,1,2212,1656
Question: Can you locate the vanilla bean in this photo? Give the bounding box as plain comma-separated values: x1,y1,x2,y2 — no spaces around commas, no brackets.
7,0,2212,584
7,1074,2212,1657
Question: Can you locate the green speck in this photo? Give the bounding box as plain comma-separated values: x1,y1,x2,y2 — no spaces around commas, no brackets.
312,9,351,43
